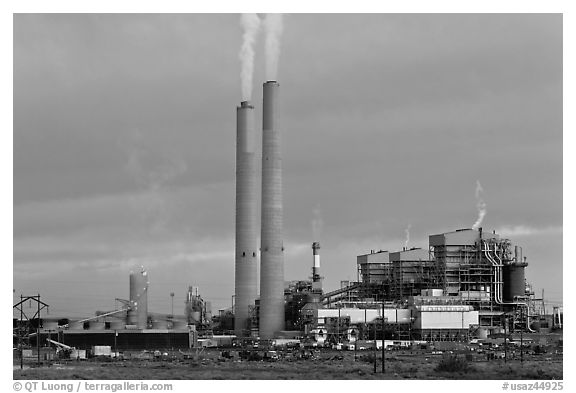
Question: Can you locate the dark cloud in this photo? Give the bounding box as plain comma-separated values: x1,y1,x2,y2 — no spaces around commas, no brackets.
13,14,562,312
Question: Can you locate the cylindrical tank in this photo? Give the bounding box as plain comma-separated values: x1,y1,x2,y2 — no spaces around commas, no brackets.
503,263,527,302
88,321,105,330
259,80,285,340
128,268,149,329
234,100,259,337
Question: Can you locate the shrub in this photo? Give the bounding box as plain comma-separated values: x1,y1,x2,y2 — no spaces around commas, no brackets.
435,354,469,373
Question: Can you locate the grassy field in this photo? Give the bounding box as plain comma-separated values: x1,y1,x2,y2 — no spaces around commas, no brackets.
13,350,563,380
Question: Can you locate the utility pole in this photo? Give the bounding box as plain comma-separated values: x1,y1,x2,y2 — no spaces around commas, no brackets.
381,300,385,374
48,331,52,360
504,315,507,364
170,292,174,318
37,294,40,366
353,329,357,362
337,305,340,345
373,334,377,373
20,295,23,370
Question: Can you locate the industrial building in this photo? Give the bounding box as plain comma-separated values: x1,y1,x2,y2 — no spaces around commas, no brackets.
271,227,549,345
14,269,213,353
14,69,559,355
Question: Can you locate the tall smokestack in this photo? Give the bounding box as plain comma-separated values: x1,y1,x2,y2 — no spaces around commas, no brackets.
259,81,284,339
234,101,259,336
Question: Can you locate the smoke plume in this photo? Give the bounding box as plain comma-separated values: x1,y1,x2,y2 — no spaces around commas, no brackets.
239,14,261,101
264,14,284,81
404,224,411,249
471,180,487,230
122,131,187,234
312,206,324,240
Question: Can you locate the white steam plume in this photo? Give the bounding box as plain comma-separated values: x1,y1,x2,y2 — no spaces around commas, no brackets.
264,14,284,81
239,14,261,101
404,224,411,249
312,206,324,240
471,180,487,230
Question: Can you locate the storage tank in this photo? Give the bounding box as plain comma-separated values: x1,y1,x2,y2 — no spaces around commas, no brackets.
503,263,527,302
128,267,149,329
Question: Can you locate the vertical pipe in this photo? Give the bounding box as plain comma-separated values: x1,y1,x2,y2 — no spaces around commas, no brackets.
234,101,259,337
37,294,40,366
504,315,508,363
382,300,385,373
373,334,377,373
20,295,23,370
259,81,284,339
520,307,524,364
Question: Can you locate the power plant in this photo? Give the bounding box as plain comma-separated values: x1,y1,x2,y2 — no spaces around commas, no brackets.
13,79,562,356
13,16,562,379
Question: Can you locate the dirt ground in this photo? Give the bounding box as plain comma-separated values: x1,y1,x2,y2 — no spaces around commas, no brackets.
13,349,563,380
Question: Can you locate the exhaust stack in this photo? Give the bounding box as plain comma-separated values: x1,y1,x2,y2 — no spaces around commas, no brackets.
259,81,285,339
312,242,323,293
234,101,259,336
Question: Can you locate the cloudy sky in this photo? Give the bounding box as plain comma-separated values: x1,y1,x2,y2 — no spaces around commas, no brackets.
13,14,562,317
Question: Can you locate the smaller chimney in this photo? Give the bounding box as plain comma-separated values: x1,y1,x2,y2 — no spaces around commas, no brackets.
312,242,323,293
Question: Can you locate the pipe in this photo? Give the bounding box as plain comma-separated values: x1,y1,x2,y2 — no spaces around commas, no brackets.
482,240,534,332
482,240,502,304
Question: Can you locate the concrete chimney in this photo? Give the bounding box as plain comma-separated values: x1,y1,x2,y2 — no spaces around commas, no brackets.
234,101,259,336
259,81,284,339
